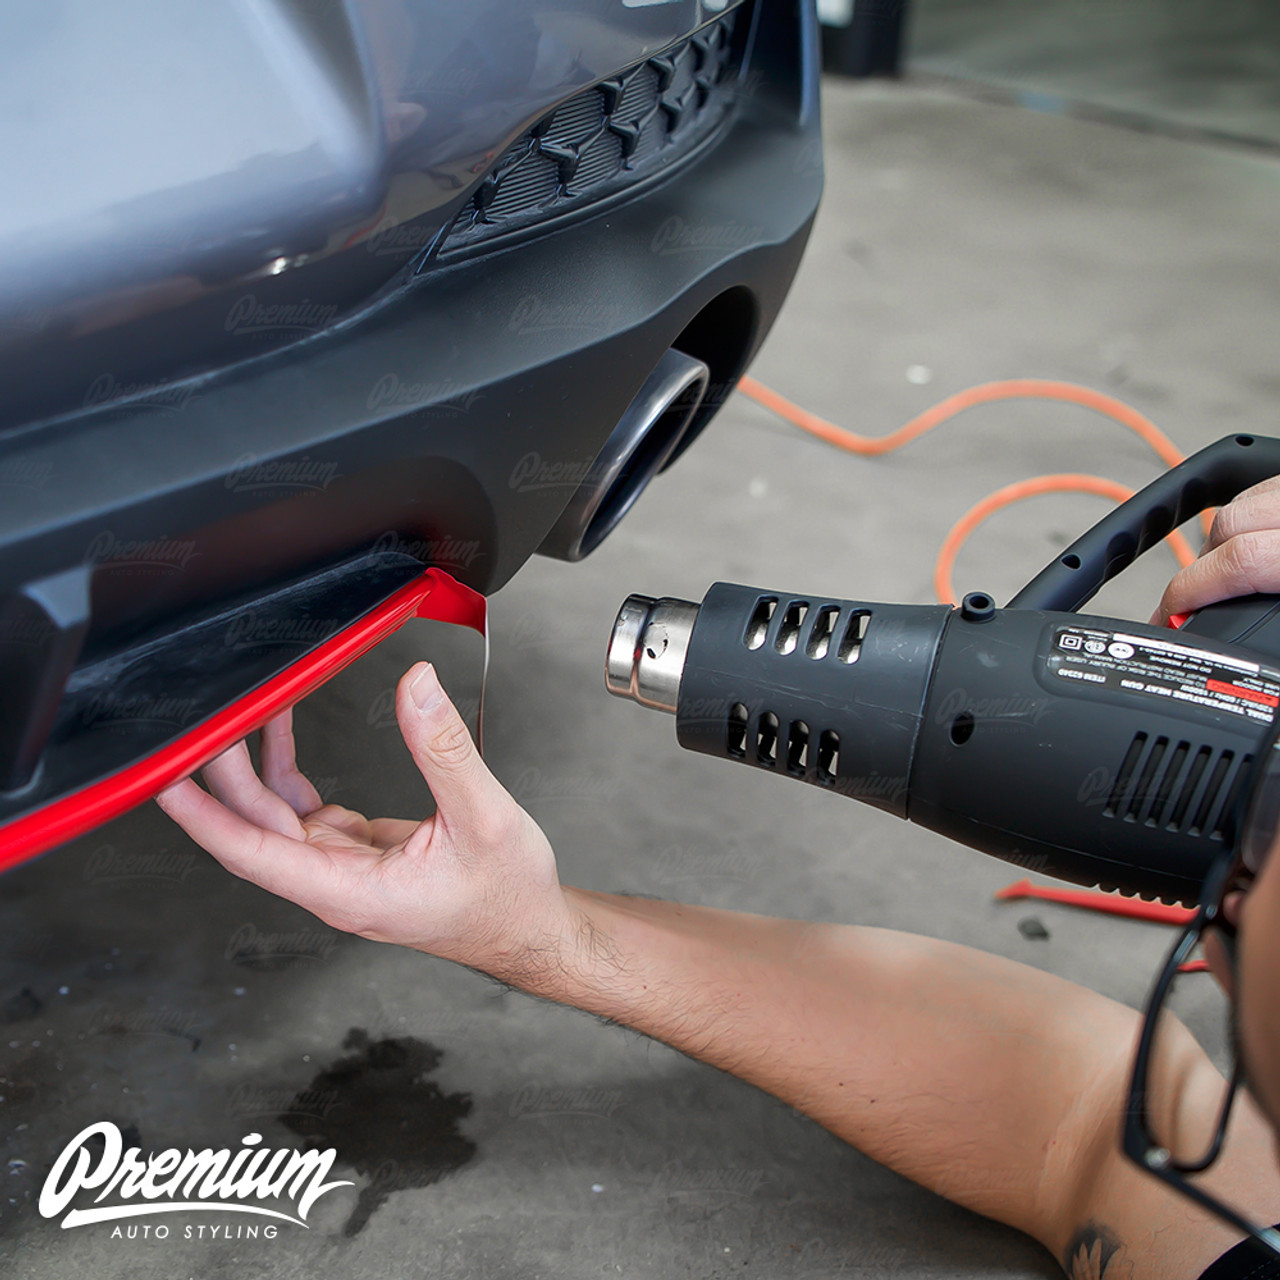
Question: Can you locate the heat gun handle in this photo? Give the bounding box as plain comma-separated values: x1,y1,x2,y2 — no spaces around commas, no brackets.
1008,433,1280,613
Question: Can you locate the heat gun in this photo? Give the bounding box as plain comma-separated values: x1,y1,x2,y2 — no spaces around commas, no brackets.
605,434,1280,907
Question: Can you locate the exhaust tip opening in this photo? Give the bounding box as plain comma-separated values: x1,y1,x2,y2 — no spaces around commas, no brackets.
577,371,706,559
538,348,709,562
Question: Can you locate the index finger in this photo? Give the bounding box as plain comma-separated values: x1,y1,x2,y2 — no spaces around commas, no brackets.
260,707,323,817
1151,529,1280,625
156,777,342,911
1204,476,1280,554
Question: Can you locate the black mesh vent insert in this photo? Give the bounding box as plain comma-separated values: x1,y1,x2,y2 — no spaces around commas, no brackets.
437,5,748,256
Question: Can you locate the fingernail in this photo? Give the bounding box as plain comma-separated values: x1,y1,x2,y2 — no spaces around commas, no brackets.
155,781,182,806
408,662,444,711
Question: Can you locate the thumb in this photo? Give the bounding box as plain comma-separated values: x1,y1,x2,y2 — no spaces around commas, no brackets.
396,662,509,831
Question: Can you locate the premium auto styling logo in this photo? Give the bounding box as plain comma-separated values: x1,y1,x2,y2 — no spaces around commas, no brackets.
224,922,340,967
366,372,483,414
507,293,624,335
649,215,763,256
371,530,483,571
83,843,199,885
0,456,53,490
223,611,338,652
225,453,341,495
363,218,438,260
225,1084,341,1123
83,373,195,414
38,1123,352,1232
365,685,481,731
508,1082,625,1119
508,451,595,493
80,691,201,730
932,686,1053,729
224,294,339,336
85,530,199,575
507,766,619,806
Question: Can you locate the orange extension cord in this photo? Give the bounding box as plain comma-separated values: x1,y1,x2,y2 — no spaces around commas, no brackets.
736,375,1208,605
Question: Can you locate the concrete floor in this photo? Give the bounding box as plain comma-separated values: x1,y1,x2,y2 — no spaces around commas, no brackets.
908,0,1280,148
4,76,1280,1278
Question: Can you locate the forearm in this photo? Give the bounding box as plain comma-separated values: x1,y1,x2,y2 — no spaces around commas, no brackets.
158,656,1280,1279
493,886,1142,1245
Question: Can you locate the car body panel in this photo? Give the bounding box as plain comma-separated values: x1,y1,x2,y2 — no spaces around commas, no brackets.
0,0,822,857
1,0,767,429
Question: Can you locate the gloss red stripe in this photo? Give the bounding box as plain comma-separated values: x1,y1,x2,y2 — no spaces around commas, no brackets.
0,568,486,874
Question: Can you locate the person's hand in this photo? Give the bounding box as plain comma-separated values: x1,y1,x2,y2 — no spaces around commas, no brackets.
1151,477,1280,625
156,662,584,985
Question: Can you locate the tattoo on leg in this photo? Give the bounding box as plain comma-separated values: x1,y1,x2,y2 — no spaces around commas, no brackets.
1063,1222,1134,1280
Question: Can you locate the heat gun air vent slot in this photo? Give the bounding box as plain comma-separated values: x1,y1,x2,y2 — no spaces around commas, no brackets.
756,711,778,766
744,597,776,651
1125,736,1168,821
806,606,840,660
817,729,840,783
1105,733,1247,839
837,612,870,664
1148,741,1189,827
775,602,809,656
787,720,810,775
1212,753,1252,841
1168,746,1212,831
1190,751,1233,838
726,703,748,759
1104,732,1147,818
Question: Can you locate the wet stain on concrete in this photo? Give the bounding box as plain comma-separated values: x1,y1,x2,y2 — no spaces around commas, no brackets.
1,988,42,1025
89,1006,201,1051
279,1028,475,1237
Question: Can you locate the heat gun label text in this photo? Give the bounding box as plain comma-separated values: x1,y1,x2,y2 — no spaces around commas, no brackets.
1048,627,1280,725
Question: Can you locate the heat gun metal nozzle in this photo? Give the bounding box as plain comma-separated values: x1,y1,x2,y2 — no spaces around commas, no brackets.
605,594,699,713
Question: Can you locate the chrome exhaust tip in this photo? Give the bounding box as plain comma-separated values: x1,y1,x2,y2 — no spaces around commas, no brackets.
537,348,710,562
605,592,699,714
